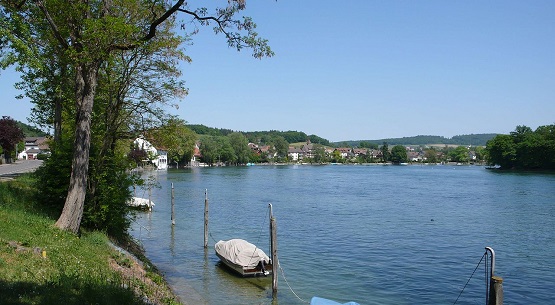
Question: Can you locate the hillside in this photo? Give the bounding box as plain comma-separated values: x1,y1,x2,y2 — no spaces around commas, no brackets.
333,134,498,147
16,121,48,137
188,124,330,145
187,124,497,147
0,175,181,305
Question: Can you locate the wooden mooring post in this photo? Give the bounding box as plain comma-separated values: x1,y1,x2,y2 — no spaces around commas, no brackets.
489,276,503,305
204,189,209,249
171,183,175,225
148,186,152,211
269,204,278,296
486,247,503,305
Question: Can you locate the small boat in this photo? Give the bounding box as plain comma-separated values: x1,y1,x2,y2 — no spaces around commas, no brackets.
215,239,272,277
311,296,360,305
127,196,155,210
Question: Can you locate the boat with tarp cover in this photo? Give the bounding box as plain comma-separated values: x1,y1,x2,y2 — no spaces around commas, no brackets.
310,296,360,305
215,239,272,277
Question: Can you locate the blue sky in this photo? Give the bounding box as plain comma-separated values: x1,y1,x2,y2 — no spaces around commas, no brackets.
1,0,554,142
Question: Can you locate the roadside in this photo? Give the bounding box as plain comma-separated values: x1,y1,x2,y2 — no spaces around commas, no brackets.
0,159,43,181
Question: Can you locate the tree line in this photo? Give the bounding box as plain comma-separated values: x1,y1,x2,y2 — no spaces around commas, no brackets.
485,124,555,170
197,132,290,165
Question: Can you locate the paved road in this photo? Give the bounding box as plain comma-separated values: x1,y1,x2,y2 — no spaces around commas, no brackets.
0,160,43,179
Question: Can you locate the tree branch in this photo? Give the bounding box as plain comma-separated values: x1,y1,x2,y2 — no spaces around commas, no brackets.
141,0,185,42
176,7,242,48
33,0,69,49
176,8,222,23
109,0,185,51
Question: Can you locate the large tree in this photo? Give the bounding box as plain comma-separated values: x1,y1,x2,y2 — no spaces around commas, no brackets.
149,117,197,166
380,142,390,162
424,148,438,163
218,136,236,164
487,124,555,170
228,132,250,164
10,3,192,237
0,116,24,163
448,146,470,163
1,0,272,233
390,145,408,164
199,136,218,165
271,135,289,158
486,134,516,169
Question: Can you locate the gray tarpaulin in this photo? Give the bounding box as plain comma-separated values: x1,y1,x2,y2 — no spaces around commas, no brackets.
215,239,270,268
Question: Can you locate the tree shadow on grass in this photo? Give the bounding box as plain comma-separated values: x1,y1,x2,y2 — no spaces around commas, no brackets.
0,276,146,305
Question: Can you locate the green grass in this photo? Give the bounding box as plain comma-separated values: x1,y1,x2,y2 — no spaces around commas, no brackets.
0,175,181,305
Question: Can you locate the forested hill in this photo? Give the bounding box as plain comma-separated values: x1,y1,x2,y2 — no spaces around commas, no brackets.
16,121,48,137
187,124,496,147
187,124,330,145
335,134,498,147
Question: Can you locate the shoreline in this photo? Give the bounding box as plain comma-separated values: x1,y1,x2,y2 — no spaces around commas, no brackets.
117,234,209,304
112,235,188,305
176,161,487,168
0,170,186,305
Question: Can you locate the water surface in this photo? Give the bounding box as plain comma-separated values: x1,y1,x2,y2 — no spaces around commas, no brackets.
129,165,555,304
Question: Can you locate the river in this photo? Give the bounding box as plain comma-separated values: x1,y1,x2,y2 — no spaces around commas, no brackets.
129,164,555,305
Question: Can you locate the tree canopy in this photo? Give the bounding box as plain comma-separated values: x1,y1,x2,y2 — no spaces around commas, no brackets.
1,0,273,234
390,145,408,164
198,133,253,166
380,142,390,162
149,118,197,166
0,116,24,163
448,146,470,163
486,124,555,170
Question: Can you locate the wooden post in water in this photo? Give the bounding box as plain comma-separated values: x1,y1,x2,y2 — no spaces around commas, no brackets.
204,189,209,249
486,247,503,305
148,186,152,211
269,204,278,296
171,183,175,225
489,276,503,305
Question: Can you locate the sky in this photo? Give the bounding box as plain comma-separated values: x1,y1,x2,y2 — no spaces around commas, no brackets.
1,0,554,142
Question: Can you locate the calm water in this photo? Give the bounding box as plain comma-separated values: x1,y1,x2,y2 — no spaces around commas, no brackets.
129,165,555,305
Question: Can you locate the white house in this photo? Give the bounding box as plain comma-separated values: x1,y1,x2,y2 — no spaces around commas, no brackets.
18,137,49,160
188,142,203,167
133,137,167,170
288,147,304,161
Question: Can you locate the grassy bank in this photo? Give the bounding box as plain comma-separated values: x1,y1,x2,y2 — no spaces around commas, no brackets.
0,175,181,305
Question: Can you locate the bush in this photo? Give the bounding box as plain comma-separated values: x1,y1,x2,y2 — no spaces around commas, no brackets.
36,153,50,160
35,138,135,238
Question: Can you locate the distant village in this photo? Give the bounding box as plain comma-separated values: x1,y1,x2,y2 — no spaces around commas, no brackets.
252,141,483,165
11,136,484,169
132,138,484,169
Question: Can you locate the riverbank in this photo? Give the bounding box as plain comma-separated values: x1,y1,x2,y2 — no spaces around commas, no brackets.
0,174,183,305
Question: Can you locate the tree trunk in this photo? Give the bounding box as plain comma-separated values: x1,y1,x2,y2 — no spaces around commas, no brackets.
55,62,100,234
3,152,12,164
53,66,65,144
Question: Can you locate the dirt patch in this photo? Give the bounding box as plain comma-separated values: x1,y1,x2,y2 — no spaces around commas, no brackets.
6,240,45,257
